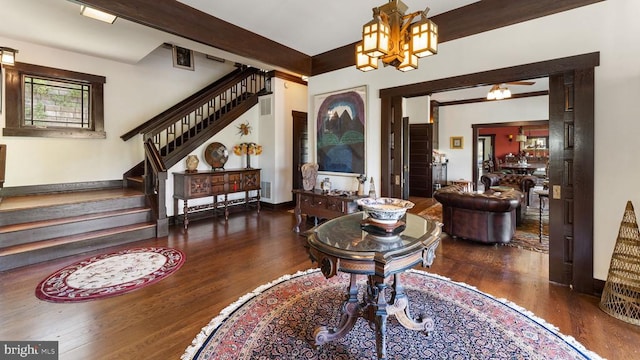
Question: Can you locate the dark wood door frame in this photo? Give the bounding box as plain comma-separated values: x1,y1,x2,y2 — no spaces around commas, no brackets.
291,111,308,192
379,52,599,294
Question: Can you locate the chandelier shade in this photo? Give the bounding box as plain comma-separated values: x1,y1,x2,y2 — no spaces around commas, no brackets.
411,14,438,57
398,43,418,72
356,42,379,71
356,0,438,72
362,9,390,58
515,134,527,142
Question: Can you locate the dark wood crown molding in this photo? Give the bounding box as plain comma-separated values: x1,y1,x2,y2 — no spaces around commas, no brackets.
311,0,603,76
78,0,602,77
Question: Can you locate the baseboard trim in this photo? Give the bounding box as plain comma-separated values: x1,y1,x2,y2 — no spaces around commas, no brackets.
260,200,294,211
0,180,123,197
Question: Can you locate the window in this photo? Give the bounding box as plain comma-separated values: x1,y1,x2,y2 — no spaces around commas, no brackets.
3,62,106,138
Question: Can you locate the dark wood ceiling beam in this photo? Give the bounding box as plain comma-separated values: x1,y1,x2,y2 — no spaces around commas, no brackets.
311,0,603,76
380,52,600,98
437,91,549,107
78,0,312,76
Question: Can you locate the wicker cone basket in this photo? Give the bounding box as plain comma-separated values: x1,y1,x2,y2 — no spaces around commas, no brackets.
599,201,640,325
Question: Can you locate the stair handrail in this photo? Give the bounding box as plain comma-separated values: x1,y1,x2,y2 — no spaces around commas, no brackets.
144,138,167,174
145,67,264,141
121,67,264,142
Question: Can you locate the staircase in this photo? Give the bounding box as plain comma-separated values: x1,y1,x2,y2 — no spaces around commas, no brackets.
0,189,156,271
121,66,269,237
0,67,269,271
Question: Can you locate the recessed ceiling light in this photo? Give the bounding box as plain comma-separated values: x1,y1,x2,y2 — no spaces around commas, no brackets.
80,5,117,24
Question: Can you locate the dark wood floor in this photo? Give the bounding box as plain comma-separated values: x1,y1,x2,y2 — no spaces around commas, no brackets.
1,196,639,359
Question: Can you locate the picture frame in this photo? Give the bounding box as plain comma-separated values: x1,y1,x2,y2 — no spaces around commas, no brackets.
314,85,367,175
172,45,194,71
450,136,464,149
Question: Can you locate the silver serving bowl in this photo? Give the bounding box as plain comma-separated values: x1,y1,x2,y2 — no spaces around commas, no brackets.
356,197,415,224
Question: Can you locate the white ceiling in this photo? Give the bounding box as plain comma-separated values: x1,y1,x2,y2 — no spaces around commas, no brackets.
0,0,479,65
0,0,547,100
176,0,481,56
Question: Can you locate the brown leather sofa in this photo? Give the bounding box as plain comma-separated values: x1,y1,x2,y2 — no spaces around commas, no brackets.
480,173,537,205
433,185,522,244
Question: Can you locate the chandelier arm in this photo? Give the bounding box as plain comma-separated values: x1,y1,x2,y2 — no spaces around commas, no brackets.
400,12,421,32
380,11,390,26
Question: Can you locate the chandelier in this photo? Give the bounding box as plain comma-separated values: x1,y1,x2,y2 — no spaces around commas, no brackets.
356,0,438,72
486,84,512,100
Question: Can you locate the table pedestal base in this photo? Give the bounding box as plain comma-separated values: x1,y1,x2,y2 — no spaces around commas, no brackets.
313,273,433,360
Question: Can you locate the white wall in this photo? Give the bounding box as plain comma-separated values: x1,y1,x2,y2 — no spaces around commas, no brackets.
405,96,429,124
0,36,236,187
269,78,308,204
308,0,640,280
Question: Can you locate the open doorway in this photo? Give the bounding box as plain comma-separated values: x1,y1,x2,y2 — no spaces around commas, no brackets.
473,122,549,184
477,135,494,185
379,53,598,294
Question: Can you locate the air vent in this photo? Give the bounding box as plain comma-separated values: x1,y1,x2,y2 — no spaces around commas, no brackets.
260,97,272,116
260,181,271,199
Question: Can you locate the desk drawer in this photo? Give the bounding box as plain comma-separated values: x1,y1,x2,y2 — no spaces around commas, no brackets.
243,171,260,190
188,177,211,197
299,194,318,209
211,174,226,194
326,197,344,212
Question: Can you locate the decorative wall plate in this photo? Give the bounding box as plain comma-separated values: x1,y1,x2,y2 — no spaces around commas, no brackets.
204,142,229,169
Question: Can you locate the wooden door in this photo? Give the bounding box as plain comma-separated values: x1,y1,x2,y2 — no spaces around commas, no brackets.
402,117,410,199
381,96,404,198
409,124,433,197
291,111,308,191
548,70,595,293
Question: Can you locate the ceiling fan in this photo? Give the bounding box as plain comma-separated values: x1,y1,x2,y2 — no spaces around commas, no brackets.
487,81,535,100
503,81,535,86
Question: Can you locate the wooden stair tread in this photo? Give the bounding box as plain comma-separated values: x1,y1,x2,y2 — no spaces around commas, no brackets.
0,222,156,256
126,176,144,183
0,207,151,234
0,188,145,212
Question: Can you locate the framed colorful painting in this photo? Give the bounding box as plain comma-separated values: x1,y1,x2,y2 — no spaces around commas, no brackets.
314,85,366,175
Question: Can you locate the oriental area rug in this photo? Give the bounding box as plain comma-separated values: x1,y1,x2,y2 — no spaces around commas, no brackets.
182,269,601,360
419,202,549,253
35,247,185,303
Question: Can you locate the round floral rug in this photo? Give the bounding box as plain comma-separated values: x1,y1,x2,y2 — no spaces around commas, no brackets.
182,269,602,360
35,247,185,303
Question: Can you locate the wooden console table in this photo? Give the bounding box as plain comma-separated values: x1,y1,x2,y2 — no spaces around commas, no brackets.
174,168,260,229
292,189,361,233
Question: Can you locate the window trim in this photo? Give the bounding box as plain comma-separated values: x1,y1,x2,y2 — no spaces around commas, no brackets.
3,62,106,139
